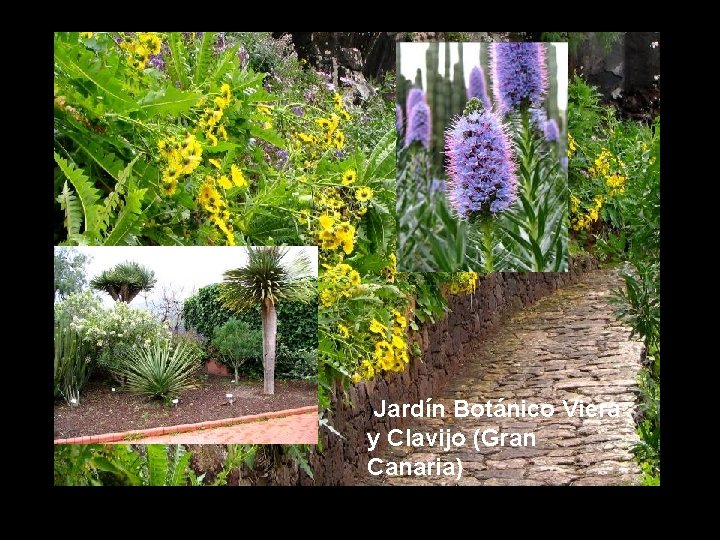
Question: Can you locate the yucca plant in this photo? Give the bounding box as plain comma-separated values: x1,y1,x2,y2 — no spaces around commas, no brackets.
54,317,92,405
116,339,200,400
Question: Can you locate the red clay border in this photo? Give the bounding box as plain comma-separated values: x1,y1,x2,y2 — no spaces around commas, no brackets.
54,405,318,444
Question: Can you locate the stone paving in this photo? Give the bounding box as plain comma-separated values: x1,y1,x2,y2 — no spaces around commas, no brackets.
362,269,643,485
131,410,318,445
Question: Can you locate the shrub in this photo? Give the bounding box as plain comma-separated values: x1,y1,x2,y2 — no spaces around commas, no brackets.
115,339,201,400
69,299,172,377
212,319,263,382
183,282,317,352
276,345,317,381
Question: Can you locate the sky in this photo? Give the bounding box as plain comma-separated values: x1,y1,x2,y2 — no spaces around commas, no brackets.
399,42,568,112
59,246,318,310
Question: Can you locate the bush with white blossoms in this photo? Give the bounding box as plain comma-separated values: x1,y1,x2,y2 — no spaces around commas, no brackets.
56,292,172,374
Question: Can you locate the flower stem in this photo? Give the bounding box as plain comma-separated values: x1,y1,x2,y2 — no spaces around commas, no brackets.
480,218,494,274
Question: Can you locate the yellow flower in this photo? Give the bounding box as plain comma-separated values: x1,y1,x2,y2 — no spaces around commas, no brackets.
369,319,387,335
220,83,232,101
231,164,248,188
217,125,228,141
355,187,373,202
206,131,218,147
209,159,223,169
332,130,345,149
257,105,272,116
392,310,407,329
318,214,335,230
80,32,94,39
214,96,229,110
338,324,350,338
342,169,357,186
262,121,273,130
218,175,233,189
349,270,361,287
391,334,405,350
320,290,334,307
138,32,162,55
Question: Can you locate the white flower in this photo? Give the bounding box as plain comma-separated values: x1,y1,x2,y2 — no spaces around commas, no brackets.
650,41,659,48
226,393,234,399
172,398,179,405
654,75,660,81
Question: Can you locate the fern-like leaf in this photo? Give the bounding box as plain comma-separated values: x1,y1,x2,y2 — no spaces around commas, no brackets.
362,128,395,181
54,152,102,237
146,445,170,486
103,183,147,245
193,32,217,86
212,45,240,85
166,32,190,90
56,181,83,238
168,445,192,486
54,41,138,113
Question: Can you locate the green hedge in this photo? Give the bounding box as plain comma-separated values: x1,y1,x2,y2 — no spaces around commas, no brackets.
183,281,318,353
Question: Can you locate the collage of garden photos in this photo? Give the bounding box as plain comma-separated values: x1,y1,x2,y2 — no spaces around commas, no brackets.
54,32,660,487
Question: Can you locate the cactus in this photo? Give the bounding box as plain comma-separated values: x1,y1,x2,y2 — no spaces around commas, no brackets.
54,317,91,405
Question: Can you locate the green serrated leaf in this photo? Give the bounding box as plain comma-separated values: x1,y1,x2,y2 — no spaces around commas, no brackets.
54,152,102,237
103,185,147,245
139,85,202,117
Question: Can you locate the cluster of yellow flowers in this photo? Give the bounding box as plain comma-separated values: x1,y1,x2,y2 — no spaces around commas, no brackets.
119,32,162,71
571,194,604,232
317,213,356,255
366,310,410,377
447,272,479,294
196,165,250,246
157,133,203,196
199,84,232,146
319,262,362,307
567,132,577,158
589,148,626,196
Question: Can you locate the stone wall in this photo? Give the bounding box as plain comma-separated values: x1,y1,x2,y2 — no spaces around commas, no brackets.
240,256,598,485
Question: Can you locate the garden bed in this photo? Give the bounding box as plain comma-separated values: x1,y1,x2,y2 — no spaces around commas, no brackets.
54,376,316,439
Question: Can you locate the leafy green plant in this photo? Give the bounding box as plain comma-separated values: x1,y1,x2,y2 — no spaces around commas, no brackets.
54,444,202,486
212,319,263,382
90,260,157,303
115,339,201,399
54,316,92,405
276,345,318,381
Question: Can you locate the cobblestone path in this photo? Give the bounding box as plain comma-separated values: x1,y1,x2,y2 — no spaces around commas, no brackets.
364,269,644,486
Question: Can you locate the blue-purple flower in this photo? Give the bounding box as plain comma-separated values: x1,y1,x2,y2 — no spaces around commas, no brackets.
396,104,404,137
467,66,491,110
491,42,547,114
405,87,425,120
404,100,431,149
445,110,517,217
544,119,560,142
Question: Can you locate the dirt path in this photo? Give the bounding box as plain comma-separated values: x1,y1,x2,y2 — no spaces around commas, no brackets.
362,269,643,485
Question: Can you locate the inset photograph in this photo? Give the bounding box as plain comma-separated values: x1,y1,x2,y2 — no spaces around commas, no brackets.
54,245,318,444
397,42,568,272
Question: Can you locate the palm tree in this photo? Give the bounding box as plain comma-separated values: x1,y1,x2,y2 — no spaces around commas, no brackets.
90,261,157,304
220,247,315,395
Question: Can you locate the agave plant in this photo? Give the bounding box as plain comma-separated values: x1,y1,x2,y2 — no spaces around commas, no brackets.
116,339,200,400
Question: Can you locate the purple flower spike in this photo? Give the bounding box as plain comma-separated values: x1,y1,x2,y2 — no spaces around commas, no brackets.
491,42,547,114
544,119,560,142
467,66,491,109
396,104,404,137
445,110,517,217
405,87,425,120
404,100,431,149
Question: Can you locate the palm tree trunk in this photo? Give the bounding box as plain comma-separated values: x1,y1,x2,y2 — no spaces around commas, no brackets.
261,299,277,395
